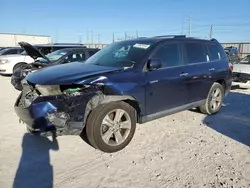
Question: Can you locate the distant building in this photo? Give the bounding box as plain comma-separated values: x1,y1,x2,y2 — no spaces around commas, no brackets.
0,33,51,47
84,43,108,49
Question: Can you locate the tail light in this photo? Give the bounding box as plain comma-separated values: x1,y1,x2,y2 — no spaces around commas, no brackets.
229,62,233,71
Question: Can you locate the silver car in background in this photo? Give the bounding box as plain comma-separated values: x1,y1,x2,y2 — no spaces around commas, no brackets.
232,55,250,88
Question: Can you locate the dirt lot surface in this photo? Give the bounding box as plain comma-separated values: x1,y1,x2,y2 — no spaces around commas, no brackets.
0,76,250,188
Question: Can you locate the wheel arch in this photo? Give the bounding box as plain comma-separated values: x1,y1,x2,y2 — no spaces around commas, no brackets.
83,94,142,129
215,79,226,94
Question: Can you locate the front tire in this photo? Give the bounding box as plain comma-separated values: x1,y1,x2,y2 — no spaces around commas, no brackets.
86,101,136,153
199,82,224,115
13,62,30,73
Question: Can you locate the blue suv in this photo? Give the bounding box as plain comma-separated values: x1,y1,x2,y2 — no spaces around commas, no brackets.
14,35,233,153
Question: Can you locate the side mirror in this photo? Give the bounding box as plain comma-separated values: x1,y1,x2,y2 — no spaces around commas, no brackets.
63,58,69,64
147,59,162,70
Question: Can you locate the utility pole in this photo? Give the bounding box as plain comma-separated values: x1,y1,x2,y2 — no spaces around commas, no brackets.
188,13,192,37
98,34,100,44
78,36,82,44
181,15,184,35
112,33,115,43
86,29,89,45
90,30,93,44
55,28,58,42
209,24,213,39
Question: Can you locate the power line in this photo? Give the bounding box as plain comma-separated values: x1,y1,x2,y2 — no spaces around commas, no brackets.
78,36,82,43
90,30,93,44
86,29,89,44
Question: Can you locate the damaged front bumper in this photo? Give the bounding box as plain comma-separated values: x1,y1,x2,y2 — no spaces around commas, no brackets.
14,83,99,136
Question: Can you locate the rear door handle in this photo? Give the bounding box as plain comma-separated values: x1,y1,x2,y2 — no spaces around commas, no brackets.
180,72,189,77
209,68,215,71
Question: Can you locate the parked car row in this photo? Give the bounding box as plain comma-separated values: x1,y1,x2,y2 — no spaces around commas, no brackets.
0,42,98,75
11,35,233,153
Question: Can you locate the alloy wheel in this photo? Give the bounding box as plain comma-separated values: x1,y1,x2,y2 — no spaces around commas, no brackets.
210,88,222,111
101,109,132,146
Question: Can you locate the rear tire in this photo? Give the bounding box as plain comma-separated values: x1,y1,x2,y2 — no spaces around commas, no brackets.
86,101,136,153
199,83,224,115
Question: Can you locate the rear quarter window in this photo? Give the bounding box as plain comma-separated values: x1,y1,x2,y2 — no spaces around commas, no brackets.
206,44,222,61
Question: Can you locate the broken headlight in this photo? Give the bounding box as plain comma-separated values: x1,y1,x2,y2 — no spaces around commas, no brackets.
35,85,62,96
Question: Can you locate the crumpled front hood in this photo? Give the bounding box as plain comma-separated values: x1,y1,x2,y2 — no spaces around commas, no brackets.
18,42,50,62
27,62,123,85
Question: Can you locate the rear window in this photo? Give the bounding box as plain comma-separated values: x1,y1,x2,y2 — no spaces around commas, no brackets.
184,42,206,64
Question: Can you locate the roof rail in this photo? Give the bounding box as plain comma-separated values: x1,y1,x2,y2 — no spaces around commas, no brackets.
137,37,147,39
153,35,186,38
52,43,85,45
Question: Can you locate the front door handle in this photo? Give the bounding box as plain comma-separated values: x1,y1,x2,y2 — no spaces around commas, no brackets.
209,68,215,71
180,72,189,77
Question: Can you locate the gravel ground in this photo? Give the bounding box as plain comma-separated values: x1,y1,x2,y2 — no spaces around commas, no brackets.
0,76,250,188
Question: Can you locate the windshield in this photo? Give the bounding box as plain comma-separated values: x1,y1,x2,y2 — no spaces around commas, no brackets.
45,49,67,61
239,55,250,64
84,40,154,68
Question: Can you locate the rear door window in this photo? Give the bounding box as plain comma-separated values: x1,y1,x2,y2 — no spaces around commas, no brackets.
184,42,207,64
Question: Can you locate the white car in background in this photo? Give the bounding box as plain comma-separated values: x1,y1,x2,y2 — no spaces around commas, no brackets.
0,52,34,74
0,42,86,75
